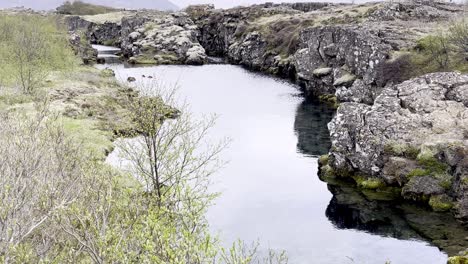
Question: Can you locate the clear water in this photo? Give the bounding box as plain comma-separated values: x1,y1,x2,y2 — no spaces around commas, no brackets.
97,61,448,264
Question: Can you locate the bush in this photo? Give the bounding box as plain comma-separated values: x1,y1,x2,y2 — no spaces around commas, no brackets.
376,53,414,87
0,14,76,93
56,1,119,16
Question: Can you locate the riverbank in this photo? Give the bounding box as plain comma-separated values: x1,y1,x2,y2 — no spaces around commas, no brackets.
0,65,136,160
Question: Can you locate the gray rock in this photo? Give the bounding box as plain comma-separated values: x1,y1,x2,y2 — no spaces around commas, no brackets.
328,72,468,221
294,25,392,97
402,176,445,200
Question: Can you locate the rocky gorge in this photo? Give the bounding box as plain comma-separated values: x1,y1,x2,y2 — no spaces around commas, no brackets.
63,1,468,260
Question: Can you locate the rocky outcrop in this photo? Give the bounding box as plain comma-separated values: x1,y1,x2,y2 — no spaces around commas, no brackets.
122,12,207,65
68,32,98,64
65,14,124,46
323,72,468,222
65,11,207,65
294,25,392,98
188,1,463,100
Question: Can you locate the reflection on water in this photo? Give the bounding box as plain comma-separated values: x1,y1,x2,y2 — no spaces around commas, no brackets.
293,99,335,157
97,56,451,263
323,180,468,257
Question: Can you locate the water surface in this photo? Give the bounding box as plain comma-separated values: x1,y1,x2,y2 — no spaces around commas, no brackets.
98,61,448,264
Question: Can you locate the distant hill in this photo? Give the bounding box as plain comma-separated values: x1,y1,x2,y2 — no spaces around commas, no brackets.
0,0,179,11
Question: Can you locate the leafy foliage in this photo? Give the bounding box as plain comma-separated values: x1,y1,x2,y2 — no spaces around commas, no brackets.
0,14,76,93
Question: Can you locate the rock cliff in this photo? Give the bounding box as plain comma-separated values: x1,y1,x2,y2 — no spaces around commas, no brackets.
188,1,463,99
322,72,468,222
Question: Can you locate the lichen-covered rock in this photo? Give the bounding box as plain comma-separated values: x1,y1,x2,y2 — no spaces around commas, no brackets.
185,45,207,65
327,72,468,222
228,31,267,70
121,12,207,65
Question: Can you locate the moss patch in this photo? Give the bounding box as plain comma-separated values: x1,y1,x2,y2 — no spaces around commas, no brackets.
384,142,420,159
407,168,430,178
318,154,329,166
448,256,468,264
429,195,454,212
318,94,339,109
353,175,386,190
417,150,449,174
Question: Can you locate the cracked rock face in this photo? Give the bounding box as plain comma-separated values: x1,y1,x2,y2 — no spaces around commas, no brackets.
294,26,392,97
328,72,468,221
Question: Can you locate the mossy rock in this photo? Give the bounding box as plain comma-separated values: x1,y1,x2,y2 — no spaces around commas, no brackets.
384,142,420,159
353,175,386,190
448,256,468,264
417,149,449,175
318,94,339,109
407,168,430,178
361,187,402,201
99,68,115,78
429,195,454,212
318,154,329,166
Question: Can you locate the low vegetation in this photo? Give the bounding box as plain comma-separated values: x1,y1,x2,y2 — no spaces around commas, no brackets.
56,1,119,16
377,19,468,85
0,12,288,263
0,14,77,93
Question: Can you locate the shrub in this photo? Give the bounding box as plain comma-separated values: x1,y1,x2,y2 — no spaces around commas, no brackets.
56,1,118,16
0,14,76,93
376,53,414,87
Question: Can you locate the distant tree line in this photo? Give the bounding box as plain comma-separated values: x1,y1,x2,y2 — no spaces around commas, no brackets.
56,1,119,16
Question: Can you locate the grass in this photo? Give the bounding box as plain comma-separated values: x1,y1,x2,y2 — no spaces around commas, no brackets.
62,117,114,159
80,11,133,24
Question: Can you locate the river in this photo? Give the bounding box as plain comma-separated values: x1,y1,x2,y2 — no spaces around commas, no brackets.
95,47,449,264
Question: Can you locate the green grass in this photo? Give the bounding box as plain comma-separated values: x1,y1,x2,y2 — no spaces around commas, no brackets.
62,117,114,159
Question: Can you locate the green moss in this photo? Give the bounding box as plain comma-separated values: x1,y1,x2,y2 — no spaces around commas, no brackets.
318,154,329,166
318,94,339,109
417,151,448,174
99,68,115,78
429,195,454,212
448,256,468,264
361,187,402,201
353,175,386,190
435,173,454,190
360,179,386,190
384,143,420,159
407,168,430,178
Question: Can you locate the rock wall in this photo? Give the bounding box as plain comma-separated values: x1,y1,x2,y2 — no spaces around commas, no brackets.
188,1,463,99
323,72,468,222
